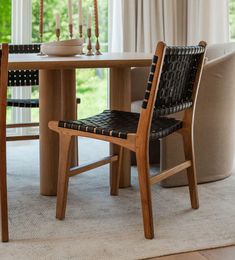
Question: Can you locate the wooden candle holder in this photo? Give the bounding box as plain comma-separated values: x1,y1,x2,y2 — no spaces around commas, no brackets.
39,0,44,43
79,25,85,54
56,28,60,41
94,0,102,55
69,24,73,39
79,24,83,38
95,29,102,55
86,28,94,56
38,0,44,56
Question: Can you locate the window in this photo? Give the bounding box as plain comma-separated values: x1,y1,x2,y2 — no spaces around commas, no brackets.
32,0,108,120
230,0,235,40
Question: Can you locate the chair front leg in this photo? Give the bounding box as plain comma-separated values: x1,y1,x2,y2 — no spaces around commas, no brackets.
110,146,123,196
182,130,199,209
56,134,72,220
136,146,154,239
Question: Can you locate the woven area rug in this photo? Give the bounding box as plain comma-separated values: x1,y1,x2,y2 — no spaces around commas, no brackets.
1,139,235,260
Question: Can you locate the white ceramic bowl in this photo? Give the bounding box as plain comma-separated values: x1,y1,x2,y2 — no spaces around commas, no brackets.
41,44,83,56
44,39,83,46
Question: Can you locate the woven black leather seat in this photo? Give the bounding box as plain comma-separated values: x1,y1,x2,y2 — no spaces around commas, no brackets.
59,110,182,140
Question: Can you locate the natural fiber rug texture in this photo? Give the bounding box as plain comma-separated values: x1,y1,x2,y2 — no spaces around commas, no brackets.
1,139,235,260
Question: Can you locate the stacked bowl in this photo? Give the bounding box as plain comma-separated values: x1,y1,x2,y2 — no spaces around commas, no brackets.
41,39,83,56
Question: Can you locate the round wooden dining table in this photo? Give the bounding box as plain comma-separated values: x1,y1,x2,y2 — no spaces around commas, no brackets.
8,53,152,196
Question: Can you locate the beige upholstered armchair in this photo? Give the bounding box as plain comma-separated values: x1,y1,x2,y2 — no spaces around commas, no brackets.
131,42,235,186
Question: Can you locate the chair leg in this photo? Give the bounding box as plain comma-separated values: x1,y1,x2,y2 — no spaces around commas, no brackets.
56,134,72,220
136,147,154,239
182,131,199,209
70,136,79,167
0,166,9,242
110,146,123,196
74,104,79,166
69,103,79,168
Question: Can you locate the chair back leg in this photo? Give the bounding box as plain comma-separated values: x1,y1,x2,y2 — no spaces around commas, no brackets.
0,169,9,242
182,131,199,209
56,134,72,220
136,145,154,239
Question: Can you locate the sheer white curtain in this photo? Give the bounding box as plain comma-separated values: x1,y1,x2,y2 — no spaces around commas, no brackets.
187,0,229,45
108,0,164,53
12,0,32,44
108,0,230,52
11,0,32,128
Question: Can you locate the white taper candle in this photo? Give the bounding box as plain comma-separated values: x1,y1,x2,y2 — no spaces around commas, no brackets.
55,13,60,29
78,0,82,25
87,8,92,28
68,0,73,25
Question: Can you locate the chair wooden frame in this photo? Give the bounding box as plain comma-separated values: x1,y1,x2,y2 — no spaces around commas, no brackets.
49,41,207,239
0,44,9,242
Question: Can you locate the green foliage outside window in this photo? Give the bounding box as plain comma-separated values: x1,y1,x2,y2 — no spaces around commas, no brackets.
32,0,108,120
0,0,11,43
230,0,235,39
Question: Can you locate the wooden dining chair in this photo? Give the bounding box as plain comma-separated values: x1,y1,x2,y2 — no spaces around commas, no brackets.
49,41,207,239
0,43,9,242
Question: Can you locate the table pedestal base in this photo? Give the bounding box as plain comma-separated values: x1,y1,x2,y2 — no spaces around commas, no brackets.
110,67,131,188
39,69,77,196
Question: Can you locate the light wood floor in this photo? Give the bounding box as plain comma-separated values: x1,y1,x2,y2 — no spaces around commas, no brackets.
149,245,235,260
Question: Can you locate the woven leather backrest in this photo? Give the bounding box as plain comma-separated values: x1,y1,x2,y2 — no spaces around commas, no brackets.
8,44,40,86
142,46,205,116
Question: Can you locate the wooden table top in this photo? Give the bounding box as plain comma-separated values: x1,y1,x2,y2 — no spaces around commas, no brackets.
8,52,153,70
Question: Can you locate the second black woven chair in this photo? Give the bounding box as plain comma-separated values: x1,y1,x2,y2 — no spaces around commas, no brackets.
49,41,207,239
7,44,40,141
7,44,80,141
